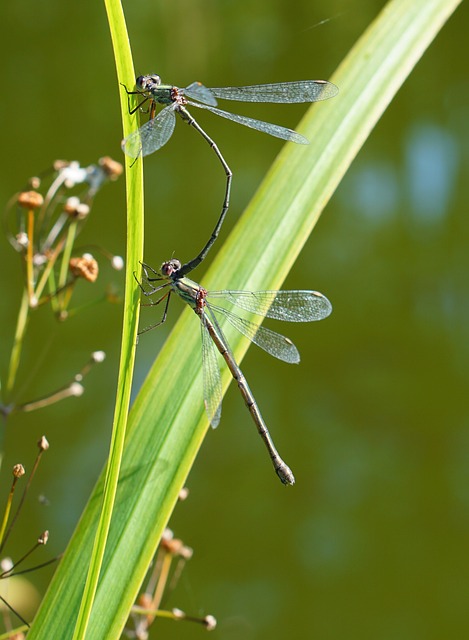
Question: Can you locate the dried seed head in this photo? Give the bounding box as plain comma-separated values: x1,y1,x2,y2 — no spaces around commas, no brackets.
69,382,84,397
29,176,41,189
63,197,90,220
178,487,189,501
63,196,80,213
75,204,90,219
162,528,173,542
161,536,182,555
69,254,99,282
111,255,124,271
137,592,152,609
0,558,13,573
204,615,217,631
13,464,25,478
99,156,123,180
53,159,70,171
17,190,44,210
63,196,80,212
161,536,192,559
38,435,50,451
16,232,29,248
33,252,48,267
180,544,193,560
172,608,184,620
62,162,88,188
38,530,49,545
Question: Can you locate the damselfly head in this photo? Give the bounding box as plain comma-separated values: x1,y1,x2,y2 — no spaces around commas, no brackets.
161,258,181,277
136,74,161,92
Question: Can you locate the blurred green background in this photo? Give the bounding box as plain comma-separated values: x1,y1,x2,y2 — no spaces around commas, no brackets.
0,0,468,638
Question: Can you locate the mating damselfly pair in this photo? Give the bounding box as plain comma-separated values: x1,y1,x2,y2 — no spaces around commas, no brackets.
127,72,336,483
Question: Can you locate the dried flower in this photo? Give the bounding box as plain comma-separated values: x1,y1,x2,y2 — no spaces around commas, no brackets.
63,197,90,220
99,156,124,180
13,464,25,478
38,436,49,451
17,190,44,209
69,254,99,282
38,530,49,545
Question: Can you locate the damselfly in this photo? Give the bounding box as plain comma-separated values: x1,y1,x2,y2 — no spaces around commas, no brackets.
137,258,332,485
122,75,338,274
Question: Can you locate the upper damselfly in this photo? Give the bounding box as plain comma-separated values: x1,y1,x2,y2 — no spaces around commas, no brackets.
122,75,338,275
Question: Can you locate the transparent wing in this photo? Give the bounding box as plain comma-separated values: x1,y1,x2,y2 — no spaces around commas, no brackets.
186,100,308,144
183,81,218,106
121,105,176,158
209,303,300,364
209,80,339,104
201,311,222,428
207,290,333,322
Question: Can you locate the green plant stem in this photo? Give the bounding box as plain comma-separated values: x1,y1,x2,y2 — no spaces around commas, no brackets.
46,264,60,315
34,237,65,303
58,221,77,292
69,0,144,638
0,477,17,547
5,289,30,397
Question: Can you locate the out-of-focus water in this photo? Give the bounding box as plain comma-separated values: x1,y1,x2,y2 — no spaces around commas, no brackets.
0,1,468,638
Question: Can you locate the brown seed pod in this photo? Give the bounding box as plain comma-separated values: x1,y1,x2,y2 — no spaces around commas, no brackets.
63,197,90,220
13,464,25,478
99,156,124,180
69,254,99,282
17,190,44,209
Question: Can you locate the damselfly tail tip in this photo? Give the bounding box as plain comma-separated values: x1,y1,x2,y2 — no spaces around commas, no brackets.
276,462,295,486
291,133,309,145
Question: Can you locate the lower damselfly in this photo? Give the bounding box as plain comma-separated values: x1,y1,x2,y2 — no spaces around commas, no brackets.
137,259,332,485
122,74,338,276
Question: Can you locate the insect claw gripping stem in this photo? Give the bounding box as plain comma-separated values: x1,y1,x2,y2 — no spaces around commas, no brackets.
135,263,173,335
121,83,150,115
